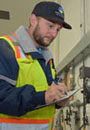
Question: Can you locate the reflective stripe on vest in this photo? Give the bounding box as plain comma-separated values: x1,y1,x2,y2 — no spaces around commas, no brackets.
0,118,54,124
3,34,29,59
14,45,29,59
4,33,17,42
0,123,50,130
0,117,54,130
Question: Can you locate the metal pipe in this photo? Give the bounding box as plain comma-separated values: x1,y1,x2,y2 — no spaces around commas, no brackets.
81,0,86,36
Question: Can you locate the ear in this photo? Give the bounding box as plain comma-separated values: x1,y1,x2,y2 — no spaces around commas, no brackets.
30,14,38,27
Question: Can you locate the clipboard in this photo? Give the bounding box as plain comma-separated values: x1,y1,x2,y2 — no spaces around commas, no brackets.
33,88,81,110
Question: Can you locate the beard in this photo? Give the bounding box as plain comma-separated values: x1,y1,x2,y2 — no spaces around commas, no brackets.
33,25,54,47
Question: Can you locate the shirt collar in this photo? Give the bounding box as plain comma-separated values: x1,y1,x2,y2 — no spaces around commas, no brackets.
15,26,38,53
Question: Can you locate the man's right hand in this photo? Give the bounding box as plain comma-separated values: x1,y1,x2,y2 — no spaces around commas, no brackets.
45,83,67,104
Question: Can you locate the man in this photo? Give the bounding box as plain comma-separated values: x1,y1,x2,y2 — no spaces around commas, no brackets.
0,1,72,130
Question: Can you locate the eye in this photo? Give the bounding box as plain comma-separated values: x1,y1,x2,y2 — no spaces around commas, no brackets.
57,27,62,32
57,28,60,32
47,23,54,28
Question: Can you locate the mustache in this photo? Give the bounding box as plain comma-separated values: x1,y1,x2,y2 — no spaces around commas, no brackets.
45,36,54,41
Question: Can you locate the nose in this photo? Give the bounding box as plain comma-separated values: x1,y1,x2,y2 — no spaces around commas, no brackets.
51,29,58,38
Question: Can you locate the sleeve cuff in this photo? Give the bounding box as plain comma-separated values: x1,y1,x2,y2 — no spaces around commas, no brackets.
32,91,46,105
55,104,62,109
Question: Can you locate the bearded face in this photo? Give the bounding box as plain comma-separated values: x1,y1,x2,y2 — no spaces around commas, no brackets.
32,17,62,47
33,23,54,47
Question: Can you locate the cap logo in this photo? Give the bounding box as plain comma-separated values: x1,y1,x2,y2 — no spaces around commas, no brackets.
55,7,64,18
58,7,64,14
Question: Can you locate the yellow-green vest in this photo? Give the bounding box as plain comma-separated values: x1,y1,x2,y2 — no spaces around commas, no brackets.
0,35,56,130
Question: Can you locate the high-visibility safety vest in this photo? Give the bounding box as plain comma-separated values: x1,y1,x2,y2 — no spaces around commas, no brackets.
0,34,56,130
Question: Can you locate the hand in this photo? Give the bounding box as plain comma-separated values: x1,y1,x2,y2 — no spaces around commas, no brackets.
45,83,67,104
56,99,68,106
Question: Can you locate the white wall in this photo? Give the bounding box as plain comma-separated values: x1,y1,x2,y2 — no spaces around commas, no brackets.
59,0,82,63
0,0,39,35
54,0,90,129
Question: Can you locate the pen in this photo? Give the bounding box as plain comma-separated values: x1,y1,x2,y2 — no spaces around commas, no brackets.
49,75,68,95
49,75,58,85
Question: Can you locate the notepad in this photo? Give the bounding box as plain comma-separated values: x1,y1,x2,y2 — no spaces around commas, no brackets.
53,88,81,103
33,88,81,110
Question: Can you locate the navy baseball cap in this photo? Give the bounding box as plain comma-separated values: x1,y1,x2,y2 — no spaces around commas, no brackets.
32,1,72,29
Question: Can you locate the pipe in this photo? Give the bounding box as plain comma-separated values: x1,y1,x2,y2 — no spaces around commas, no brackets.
81,0,86,36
